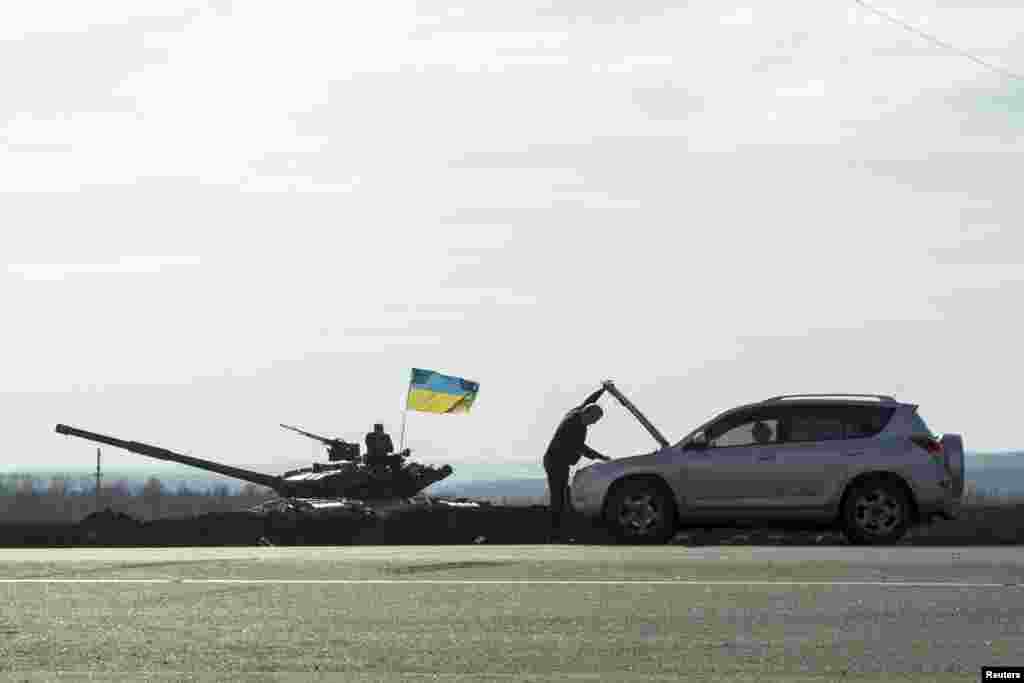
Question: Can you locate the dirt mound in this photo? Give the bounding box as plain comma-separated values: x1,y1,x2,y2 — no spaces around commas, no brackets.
77,508,143,543
79,508,141,527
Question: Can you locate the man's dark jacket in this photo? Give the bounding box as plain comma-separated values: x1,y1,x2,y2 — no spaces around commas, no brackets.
543,387,605,470
543,410,589,470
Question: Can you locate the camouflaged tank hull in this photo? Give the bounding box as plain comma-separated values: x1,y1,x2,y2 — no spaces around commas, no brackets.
277,460,454,500
247,494,481,522
248,497,377,521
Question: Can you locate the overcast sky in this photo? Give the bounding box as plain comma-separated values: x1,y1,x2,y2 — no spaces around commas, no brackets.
2,1,1022,475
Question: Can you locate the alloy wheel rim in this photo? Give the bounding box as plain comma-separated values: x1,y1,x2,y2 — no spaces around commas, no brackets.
618,494,662,535
853,488,902,536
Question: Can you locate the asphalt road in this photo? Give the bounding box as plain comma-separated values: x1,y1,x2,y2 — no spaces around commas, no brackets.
0,546,1021,680
1,544,1021,582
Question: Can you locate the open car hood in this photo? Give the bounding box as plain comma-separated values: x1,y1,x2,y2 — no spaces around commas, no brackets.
601,380,672,450
598,382,671,450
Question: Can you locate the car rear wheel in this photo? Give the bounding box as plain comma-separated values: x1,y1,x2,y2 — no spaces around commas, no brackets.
605,478,677,544
841,478,910,545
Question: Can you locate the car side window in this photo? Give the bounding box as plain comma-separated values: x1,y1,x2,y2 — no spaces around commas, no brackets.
707,411,780,448
784,406,845,443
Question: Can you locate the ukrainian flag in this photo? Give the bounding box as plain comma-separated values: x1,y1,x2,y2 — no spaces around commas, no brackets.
406,368,480,414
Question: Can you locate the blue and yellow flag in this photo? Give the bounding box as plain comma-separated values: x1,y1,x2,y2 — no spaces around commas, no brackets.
406,368,480,414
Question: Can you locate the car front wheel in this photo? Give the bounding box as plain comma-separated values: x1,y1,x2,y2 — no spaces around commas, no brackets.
841,478,911,545
605,478,677,544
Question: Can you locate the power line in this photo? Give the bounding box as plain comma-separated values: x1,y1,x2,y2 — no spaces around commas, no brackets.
852,0,1024,81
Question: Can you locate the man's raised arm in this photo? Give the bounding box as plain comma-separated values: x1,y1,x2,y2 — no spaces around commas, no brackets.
577,387,606,410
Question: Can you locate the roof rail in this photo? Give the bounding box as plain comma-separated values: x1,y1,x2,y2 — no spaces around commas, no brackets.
763,393,896,403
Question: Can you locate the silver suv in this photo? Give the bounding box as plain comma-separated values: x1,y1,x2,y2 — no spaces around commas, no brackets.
570,390,964,545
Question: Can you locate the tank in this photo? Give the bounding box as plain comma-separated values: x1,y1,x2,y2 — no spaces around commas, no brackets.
54,424,454,501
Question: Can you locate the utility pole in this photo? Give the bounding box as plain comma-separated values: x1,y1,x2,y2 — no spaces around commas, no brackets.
95,448,102,514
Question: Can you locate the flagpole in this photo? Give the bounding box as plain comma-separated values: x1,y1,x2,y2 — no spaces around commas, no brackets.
400,371,412,451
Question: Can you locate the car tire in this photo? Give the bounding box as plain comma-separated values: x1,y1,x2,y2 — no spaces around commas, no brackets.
605,478,677,545
841,478,911,545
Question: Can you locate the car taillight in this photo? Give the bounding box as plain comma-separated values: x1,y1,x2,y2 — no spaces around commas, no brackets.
910,436,943,456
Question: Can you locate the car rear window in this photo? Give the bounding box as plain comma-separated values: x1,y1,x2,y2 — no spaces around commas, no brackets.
909,410,932,435
842,405,896,438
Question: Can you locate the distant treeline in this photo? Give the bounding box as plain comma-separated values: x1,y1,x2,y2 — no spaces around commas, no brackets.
0,473,253,497
0,475,276,523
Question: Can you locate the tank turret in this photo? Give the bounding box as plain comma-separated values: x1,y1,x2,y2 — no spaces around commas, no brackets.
279,424,360,462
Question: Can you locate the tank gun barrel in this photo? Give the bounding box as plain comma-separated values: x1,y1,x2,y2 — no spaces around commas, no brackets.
55,424,282,492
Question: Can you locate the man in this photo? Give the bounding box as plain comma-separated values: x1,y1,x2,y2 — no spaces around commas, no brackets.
365,424,394,468
543,387,611,540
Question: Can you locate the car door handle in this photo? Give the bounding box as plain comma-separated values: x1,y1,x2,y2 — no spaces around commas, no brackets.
757,454,776,461
844,451,863,457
